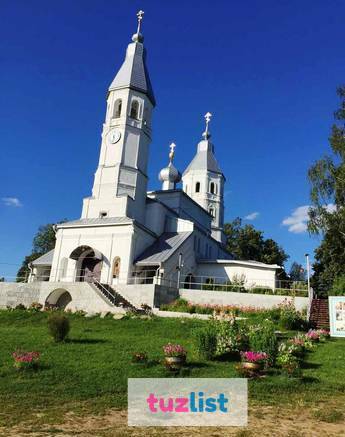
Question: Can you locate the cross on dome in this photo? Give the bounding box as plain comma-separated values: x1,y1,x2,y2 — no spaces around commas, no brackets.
136,10,144,34
203,111,212,139
169,142,176,163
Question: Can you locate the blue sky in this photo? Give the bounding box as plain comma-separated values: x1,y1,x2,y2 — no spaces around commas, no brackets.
1,0,344,279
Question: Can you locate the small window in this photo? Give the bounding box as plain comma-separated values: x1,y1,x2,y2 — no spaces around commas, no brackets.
113,99,122,118
210,182,216,194
185,185,188,193
195,182,200,193
143,107,149,126
130,100,140,119
99,211,107,218
209,208,215,218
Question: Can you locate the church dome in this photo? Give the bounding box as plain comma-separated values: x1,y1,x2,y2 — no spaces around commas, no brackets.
159,162,181,184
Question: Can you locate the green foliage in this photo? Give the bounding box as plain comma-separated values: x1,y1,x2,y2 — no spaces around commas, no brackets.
250,287,273,295
289,262,306,282
330,275,345,296
28,302,43,312
248,320,278,363
276,351,301,377
16,220,67,282
279,301,306,330
224,218,289,266
192,325,218,360
211,318,248,356
308,86,345,294
47,314,70,342
0,311,343,428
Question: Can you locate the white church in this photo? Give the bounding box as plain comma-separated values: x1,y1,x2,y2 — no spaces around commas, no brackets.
25,12,280,311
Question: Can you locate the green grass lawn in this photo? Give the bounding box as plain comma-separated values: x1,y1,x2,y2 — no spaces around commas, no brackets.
0,310,344,427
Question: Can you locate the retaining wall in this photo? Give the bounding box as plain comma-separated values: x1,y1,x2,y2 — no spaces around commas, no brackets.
180,289,308,311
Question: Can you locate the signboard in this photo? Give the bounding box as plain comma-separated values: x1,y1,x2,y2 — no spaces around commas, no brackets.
329,296,345,337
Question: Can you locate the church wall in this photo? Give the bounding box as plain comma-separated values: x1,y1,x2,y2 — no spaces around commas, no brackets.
179,289,308,312
161,234,197,284
195,262,277,289
50,224,137,284
144,202,169,235
0,282,125,314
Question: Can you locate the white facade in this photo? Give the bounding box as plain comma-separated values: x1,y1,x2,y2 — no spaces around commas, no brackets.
27,16,281,309
182,133,226,244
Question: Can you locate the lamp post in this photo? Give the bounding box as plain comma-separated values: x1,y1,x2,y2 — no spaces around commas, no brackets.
305,253,313,319
305,253,311,296
176,253,183,289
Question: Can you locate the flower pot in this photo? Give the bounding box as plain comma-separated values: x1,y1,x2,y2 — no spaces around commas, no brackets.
164,356,186,370
241,362,262,371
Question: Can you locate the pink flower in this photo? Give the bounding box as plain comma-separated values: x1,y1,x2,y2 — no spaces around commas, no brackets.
163,343,186,357
240,351,268,363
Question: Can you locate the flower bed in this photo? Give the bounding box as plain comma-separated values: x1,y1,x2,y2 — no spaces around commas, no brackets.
12,350,40,371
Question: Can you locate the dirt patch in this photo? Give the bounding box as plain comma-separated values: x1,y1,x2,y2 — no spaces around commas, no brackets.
1,404,344,436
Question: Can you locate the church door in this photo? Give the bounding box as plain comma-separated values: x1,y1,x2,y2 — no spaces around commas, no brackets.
81,258,102,283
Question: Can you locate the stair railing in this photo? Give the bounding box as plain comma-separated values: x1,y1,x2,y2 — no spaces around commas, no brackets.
92,278,116,305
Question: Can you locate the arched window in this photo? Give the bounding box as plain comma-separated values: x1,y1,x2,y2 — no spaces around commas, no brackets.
130,100,140,119
195,182,200,193
113,99,122,118
210,182,217,194
112,257,121,278
209,207,215,218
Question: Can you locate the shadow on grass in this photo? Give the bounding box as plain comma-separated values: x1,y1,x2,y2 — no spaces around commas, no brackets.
300,361,321,369
66,338,108,344
215,352,240,362
301,375,320,383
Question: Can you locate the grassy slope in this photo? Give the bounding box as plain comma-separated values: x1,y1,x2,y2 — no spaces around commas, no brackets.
0,310,344,427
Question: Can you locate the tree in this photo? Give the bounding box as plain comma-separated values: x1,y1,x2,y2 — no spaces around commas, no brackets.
224,218,289,267
16,221,66,282
308,86,345,293
289,262,306,282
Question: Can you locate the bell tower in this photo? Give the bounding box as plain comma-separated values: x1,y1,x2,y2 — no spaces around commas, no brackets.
81,11,155,224
182,113,226,243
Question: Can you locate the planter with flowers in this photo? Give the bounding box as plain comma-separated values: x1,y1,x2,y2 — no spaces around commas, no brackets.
240,351,269,371
163,343,187,370
12,350,40,371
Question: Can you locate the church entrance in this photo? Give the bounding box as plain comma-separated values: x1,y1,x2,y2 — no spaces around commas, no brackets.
70,245,103,283
80,257,102,283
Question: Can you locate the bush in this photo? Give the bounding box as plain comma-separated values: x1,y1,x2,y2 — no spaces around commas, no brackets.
250,287,273,295
330,275,345,296
192,326,217,360
277,351,301,377
15,303,26,310
29,302,43,312
212,318,248,356
248,320,278,363
47,314,70,342
279,300,306,330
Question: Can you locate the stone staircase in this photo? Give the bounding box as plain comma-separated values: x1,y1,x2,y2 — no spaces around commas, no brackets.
92,281,136,311
309,298,330,329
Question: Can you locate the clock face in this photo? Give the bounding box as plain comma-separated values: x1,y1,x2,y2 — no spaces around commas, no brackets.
109,129,121,144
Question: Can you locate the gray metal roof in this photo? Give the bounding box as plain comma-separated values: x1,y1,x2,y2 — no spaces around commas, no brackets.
57,217,133,228
183,150,223,175
109,40,155,106
31,249,55,266
135,232,193,265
